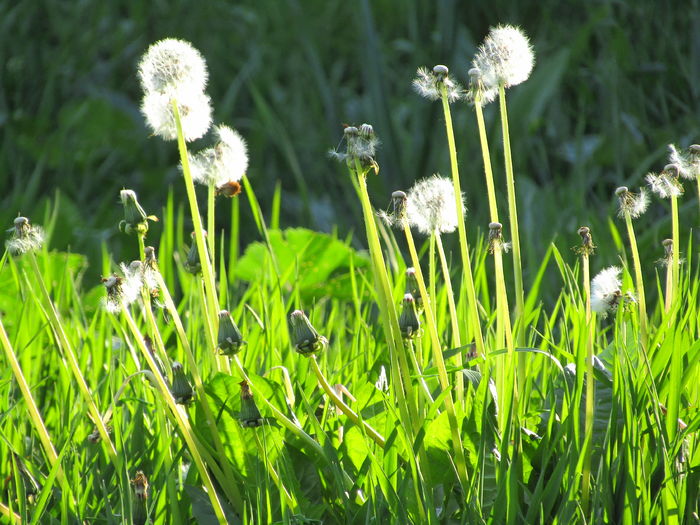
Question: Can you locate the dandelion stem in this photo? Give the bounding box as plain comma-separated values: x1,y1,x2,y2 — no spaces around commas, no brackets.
670,195,680,312
580,246,594,513
402,220,471,491
498,85,525,336
208,182,216,264
309,356,386,447
473,102,500,223
439,85,486,375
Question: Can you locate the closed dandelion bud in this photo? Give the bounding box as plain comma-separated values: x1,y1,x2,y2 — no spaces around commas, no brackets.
405,267,423,310
399,293,420,339
217,310,246,355
615,186,649,219
289,309,328,356
184,231,207,274
170,361,194,405
590,266,623,316
5,216,44,255
239,380,263,428
119,189,157,235
575,226,596,256
412,65,464,102
131,470,149,525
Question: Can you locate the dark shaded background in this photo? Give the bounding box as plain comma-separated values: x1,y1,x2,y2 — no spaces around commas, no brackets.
2,0,699,282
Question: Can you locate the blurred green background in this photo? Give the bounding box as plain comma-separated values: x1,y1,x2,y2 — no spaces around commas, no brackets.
2,0,699,282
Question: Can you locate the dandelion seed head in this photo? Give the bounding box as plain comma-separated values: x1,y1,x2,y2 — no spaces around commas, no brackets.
412,66,464,102
591,266,622,315
472,25,535,93
467,67,498,105
138,38,208,94
187,125,249,186
141,86,212,142
406,175,464,235
5,216,44,255
668,144,700,180
646,171,683,199
616,186,649,219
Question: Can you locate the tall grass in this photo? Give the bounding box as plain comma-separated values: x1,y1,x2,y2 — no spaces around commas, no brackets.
1,31,699,525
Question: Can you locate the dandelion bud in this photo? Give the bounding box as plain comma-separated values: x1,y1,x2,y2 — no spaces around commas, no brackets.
575,226,596,256
412,66,464,102
472,25,534,101
590,266,623,316
119,189,156,235
170,361,194,405
187,124,249,187
184,231,207,274
615,186,649,219
404,267,423,311
138,38,208,94
217,310,246,355
131,470,149,525
5,216,44,255
239,380,263,428
289,310,328,356
398,293,421,339
406,175,464,235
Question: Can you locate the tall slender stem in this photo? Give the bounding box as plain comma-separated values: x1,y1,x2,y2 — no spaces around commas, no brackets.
498,85,525,335
624,214,647,348
670,195,680,309
581,249,594,512
208,183,216,264
440,86,486,362
474,102,500,223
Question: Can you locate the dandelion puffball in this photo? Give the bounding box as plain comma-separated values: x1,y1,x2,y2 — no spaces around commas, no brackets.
472,25,535,94
406,175,464,235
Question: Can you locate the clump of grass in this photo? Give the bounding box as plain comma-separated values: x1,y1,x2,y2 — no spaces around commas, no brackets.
1,30,698,525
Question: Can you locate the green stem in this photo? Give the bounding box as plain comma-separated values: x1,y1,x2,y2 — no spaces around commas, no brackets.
309,357,386,447
435,232,464,401
27,252,118,463
440,87,486,361
624,214,647,348
581,251,594,512
121,307,230,524
498,85,525,337
402,221,470,490
208,183,216,265
670,195,680,310
473,101,500,222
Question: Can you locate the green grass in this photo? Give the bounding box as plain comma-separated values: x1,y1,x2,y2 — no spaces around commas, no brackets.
2,6,700,523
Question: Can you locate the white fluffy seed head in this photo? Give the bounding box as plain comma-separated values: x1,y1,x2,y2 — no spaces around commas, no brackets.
645,171,683,199
472,25,535,93
616,187,649,219
138,38,208,94
412,66,464,102
5,216,44,255
141,87,212,142
668,144,700,180
590,266,622,315
406,175,464,235
188,125,249,186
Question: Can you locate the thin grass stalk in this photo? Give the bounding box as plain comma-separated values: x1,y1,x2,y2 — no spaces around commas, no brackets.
401,221,470,490
670,195,680,312
497,85,525,330
580,247,594,512
440,86,486,366
26,252,118,462
252,431,297,511
171,101,219,345
435,231,464,401
309,357,385,447
0,317,72,500
624,215,647,348
120,306,231,523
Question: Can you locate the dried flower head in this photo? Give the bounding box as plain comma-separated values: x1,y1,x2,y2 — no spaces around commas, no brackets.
102,270,142,313
329,124,380,174
377,190,408,227
646,164,683,199
187,125,249,187
488,221,511,253
406,175,464,235
615,186,649,219
412,65,464,102
141,86,212,142
289,310,328,356
217,310,246,355
590,266,623,316
170,361,194,405
131,470,149,525
472,25,535,98
668,144,700,180
239,380,263,428
467,67,499,106
574,226,596,256
398,293,421,339
138,38,208,94
656,238,683,267
5,216,44,255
